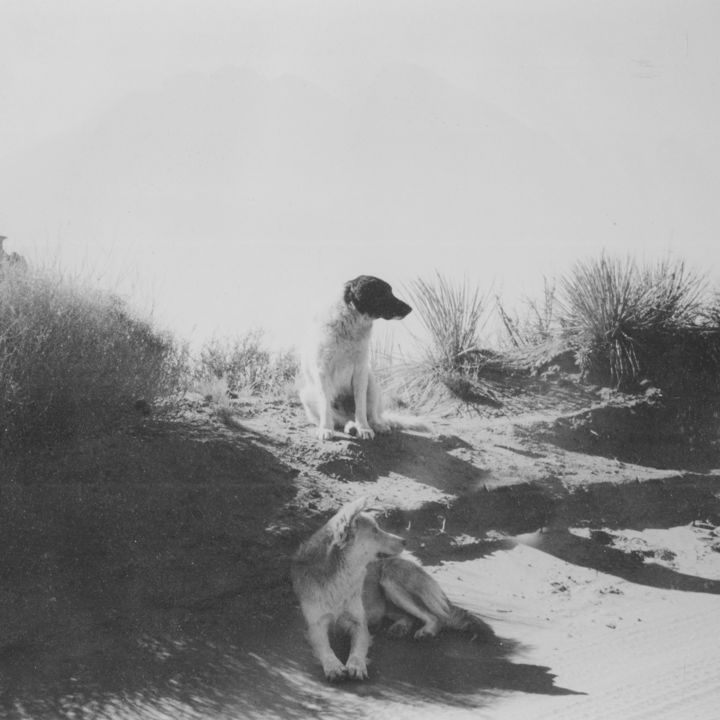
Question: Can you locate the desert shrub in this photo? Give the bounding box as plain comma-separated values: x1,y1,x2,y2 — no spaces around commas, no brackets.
497,278,559,350
495,278,575,373
558,254,715,390
387,274,501,406
0,264,186,447
193,330,299,396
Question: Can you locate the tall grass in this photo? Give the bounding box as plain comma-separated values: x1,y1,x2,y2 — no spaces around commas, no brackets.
0,264,185,447
496,278,571,372
388,274,498,406
407,273,490,371
396,258,720,405
558,255,714,389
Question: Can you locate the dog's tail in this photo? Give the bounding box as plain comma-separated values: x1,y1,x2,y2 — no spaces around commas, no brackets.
414,572,494,640
444,603,496,641
381,412,430,433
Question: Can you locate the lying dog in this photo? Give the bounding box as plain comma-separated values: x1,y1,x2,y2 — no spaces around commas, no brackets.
291,498,487,681
299,275,425,441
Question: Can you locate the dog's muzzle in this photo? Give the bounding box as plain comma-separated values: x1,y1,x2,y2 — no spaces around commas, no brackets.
382,299,412,320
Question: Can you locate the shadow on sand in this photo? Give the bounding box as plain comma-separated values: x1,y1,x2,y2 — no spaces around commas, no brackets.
314,431,492,494
1,609,581,720
520,528,720,594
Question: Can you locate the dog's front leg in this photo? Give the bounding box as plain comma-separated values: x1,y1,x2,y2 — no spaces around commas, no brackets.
346,365,374,440
345,615,371,680
307,618,346,681
315,374,336,441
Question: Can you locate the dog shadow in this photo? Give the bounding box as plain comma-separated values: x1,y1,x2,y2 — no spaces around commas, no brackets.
299,616,583,713
316,431,491,494
214,613,582,720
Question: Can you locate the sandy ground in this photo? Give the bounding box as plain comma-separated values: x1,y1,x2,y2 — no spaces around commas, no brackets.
1,383,719,719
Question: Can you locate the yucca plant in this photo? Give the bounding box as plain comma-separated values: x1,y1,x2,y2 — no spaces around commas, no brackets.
384,273,499,407
559,254,707,388
496,278,571,372
406,273,490,372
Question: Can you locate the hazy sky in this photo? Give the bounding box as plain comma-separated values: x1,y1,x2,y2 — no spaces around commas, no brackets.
2,1,719,348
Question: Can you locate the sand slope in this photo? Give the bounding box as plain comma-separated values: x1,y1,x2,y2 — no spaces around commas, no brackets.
2,387,719,719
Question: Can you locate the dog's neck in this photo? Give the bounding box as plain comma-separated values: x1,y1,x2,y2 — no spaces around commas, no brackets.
330,302,374,342
323,541,375,587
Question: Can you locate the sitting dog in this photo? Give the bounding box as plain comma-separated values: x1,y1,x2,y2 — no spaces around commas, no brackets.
291,498,488,681
299,275,424,441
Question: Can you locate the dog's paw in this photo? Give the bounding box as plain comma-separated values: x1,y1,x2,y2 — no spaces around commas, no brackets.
357,426,375,440
345,655,369,680
322,657,347,681
317,427,335,441
386,618,414,637
343,421,375,440
413,622,440,640
372,420,391,434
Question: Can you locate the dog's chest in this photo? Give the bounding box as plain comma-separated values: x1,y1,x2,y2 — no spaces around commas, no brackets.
313,323,371,382
321,568,367,617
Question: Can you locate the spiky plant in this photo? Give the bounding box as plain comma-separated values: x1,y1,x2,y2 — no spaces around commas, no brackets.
406,273,490,372
384,274,498,408
559,254,707,388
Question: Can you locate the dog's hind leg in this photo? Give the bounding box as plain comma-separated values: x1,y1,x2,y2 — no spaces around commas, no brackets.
299,384,320,425
367,372,390,433
304,375,336,441
306,618,346,681
385,611,415,637
380,578,442,639
345,365,375,440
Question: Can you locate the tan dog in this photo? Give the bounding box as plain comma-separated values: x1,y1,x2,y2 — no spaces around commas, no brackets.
291,498,405,680
292,499,486,681
299,275,423,441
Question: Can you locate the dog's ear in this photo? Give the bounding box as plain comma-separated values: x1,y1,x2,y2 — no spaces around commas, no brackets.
328,497,368,548
343,277,362,310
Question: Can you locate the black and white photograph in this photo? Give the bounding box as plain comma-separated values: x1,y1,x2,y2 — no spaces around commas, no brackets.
1,2,719,718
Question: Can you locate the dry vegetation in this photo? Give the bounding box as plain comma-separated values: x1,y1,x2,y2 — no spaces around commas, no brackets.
1,253,719,449
386,256,720,412
0,264,186,448
2,253,719,719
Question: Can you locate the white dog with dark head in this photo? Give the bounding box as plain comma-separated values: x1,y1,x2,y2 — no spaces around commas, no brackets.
299,275,423,441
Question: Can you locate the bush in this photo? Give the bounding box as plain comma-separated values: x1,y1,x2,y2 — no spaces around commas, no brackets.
406,273,491,373
193,330,299,396
558,254,715,390
495,278,574,373
387,274,501,406
0,264,185,447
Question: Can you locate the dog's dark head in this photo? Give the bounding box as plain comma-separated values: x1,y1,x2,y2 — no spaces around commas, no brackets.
343,275,412,320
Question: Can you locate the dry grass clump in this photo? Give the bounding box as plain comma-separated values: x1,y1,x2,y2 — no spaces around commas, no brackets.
558,255,718,391
192,330,298,398
496,278,570,372
385,274,502,408
389,257,720,409
0,264,185,447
